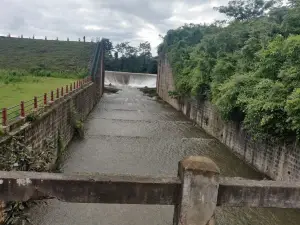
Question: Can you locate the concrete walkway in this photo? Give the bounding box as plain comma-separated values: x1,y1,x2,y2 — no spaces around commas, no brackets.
30,88,300,225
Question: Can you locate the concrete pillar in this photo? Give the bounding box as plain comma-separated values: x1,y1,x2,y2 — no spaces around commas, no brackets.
173,156,220,225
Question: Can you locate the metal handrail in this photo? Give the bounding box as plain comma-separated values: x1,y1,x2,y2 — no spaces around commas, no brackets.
1,77,92,127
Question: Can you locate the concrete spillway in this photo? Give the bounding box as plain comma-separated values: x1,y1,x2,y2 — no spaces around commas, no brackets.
30,88,300,225
105,71,157,88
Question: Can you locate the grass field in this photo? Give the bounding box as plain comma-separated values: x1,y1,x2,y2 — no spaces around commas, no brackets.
0,76,75,109
0,36,95,72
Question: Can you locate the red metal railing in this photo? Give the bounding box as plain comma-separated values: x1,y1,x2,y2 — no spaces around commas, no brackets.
1,77,92,128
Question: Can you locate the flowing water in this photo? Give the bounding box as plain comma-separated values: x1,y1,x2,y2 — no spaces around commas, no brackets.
30,85,300,225
105,71,157,88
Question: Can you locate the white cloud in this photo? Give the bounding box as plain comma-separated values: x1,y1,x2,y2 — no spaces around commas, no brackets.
0,0,228,55
84,25,104,31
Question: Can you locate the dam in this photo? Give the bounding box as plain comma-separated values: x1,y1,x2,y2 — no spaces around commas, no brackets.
27,72,300,225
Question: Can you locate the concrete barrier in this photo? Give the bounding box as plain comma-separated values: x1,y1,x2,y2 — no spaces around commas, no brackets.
0,156,300,225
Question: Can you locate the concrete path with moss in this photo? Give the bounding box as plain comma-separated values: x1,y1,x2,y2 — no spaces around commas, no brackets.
30,87,300,225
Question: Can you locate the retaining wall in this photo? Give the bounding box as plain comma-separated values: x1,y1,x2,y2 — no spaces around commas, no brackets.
0,82,98,171
157,57,300,182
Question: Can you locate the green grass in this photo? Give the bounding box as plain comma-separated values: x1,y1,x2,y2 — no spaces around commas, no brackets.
0,36,96,72
0,76,75,109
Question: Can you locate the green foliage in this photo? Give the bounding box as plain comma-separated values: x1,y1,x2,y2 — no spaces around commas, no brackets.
286,88,300,135
159,0,300,140
70,101,85,139
168,91,180,99
214,0,277,21
239,79,291,139
0,68,85,85
213,74,258,121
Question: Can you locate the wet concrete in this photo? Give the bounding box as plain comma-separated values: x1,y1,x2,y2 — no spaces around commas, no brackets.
30,88,300,225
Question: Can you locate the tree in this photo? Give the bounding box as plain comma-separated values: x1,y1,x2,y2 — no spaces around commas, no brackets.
281,5,300,36
139,41,151,55
115,42,129,56
286,88,300,136
139,42,152,72
114,51,118,60
288,0,300,7
214,0,277,21
102,38,113,51
269,6,289,24
104,39,157,74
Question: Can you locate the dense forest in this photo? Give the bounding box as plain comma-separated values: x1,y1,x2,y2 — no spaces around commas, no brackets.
158,0,300,141
102,39,158,74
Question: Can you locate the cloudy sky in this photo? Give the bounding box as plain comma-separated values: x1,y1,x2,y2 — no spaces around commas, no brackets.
0,0,228,54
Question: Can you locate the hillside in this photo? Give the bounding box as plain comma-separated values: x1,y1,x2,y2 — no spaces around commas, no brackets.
0,37,96,72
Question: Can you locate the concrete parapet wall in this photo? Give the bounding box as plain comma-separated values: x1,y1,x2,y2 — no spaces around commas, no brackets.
157,57,300,182
2,157,300,225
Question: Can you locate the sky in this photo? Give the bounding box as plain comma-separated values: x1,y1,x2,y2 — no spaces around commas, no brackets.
0,0,229,54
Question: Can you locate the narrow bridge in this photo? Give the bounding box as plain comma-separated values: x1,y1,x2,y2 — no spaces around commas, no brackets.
1,40,300,225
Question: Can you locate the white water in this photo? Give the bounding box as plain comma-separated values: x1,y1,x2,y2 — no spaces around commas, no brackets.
105,71,157,88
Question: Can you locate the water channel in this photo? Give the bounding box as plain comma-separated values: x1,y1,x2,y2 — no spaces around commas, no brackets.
30,87,300,225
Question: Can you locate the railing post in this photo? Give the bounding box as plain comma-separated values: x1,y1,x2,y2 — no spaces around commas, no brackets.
44,93,47,105
2,108,7,127
50,91,54,103
34,96,38,110
66,85,69,94
70,83,73,92
61,87,64,97
56,88,59,99
174,156,220,225
74,82,76,90
20,101,25,118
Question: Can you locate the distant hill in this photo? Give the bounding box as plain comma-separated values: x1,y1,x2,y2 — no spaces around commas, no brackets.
0,37,96,72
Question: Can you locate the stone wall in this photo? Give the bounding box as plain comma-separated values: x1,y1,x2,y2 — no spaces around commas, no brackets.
157,57,300,182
